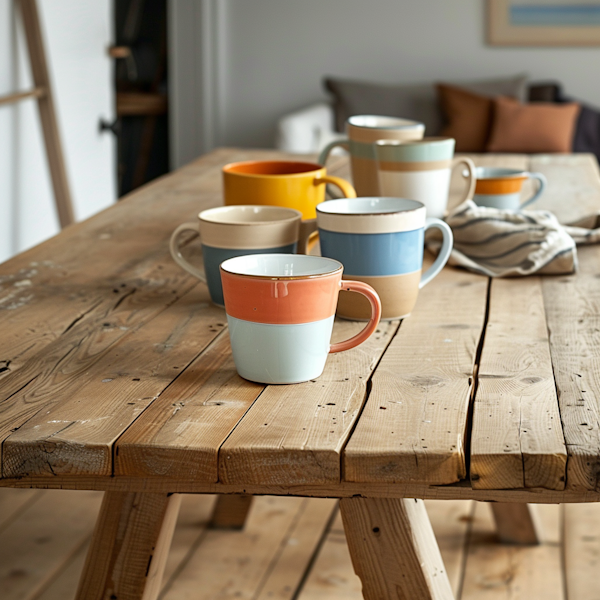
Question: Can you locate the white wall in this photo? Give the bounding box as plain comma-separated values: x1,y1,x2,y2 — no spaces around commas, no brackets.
171,0,600,160
0,0,115,264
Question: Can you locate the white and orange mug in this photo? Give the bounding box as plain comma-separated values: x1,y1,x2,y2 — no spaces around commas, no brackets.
473,167,547,211
220,254,381,384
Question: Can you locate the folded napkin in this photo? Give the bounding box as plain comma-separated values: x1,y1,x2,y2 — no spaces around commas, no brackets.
436,200,600,277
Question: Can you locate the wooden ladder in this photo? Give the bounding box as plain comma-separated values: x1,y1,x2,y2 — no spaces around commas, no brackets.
0,0,74,229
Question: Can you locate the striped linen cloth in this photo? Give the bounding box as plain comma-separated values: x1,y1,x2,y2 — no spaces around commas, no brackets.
434,200,600,277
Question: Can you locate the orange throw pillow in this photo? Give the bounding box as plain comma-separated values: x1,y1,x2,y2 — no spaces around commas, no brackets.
437,84,493,152
487,96,580,153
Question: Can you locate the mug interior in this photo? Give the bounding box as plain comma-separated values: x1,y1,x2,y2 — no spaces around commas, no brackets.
475,167,527,180
348,115,425,130
199,205,301,225
317,197,424,215
221,254,342,278
223,160,322,176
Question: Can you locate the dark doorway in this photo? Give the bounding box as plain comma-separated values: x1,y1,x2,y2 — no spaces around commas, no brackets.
109,0,169,197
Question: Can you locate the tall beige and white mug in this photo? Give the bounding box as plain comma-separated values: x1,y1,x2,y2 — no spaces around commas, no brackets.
375,137,476,218
318,115,425,196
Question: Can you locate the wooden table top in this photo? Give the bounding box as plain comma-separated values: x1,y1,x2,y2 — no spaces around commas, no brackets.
1,149,599,502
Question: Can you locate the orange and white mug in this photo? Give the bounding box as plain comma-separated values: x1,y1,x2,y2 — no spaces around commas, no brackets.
473,167,547,211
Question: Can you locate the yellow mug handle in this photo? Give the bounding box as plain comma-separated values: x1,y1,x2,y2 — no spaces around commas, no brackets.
314,174,357,198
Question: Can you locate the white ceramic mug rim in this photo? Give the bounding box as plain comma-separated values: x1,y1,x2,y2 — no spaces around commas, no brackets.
220,253,343,280
375,136,454,147
347,115,425,130
199,205,302,226
475,167,529,180
316,197,425,217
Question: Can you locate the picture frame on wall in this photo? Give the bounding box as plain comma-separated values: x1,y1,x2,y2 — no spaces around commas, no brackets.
488,0,600,46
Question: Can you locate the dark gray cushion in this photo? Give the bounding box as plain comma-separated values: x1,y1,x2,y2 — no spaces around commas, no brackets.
324,74,528,134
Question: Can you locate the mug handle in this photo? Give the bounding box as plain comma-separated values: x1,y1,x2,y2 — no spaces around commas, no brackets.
169,223,206,282
329,280,382,354
314,174,357,198
297,219,319,254
317,139,350,166
419,218,453,289
453,157,477,203
521,172,547,208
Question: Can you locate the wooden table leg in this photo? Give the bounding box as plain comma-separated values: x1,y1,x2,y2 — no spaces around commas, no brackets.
210,494,253,529
75,491,182,600
340,497,454,600
490,502,542,545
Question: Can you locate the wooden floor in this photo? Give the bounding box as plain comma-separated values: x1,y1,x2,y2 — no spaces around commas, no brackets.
1,488,598,599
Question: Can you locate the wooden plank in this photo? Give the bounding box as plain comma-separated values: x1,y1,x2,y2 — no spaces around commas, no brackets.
529,155,600,492
461,501,563,600
218,319,399,486
489,503,542,544
471,278,567,490
299,500,473,600
75,491,181,600
343,267,488,485
210,494,253,529
114,333,264,481
297,510,362,600
6,474,600,504
160,496,334,600
2,287,227,478
564,503,600,600
0,487,42,533
339,497,455,600
0,489,102,600
253,498,337,600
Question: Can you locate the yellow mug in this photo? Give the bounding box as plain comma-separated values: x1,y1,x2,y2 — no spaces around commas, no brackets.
222,160,356,220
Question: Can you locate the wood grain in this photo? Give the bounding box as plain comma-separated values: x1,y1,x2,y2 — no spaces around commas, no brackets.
115,332,264,482
340,497,455,600
344,267,488,485
218,320,399,485
528,154,600,492
471,278,567,490
2,287,228,478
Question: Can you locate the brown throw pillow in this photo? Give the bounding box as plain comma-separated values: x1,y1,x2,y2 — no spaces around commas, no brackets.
487,96,580,153
437,84,493,152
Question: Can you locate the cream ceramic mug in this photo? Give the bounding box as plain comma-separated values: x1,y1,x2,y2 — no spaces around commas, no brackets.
170,205,307,307
318,115,425,196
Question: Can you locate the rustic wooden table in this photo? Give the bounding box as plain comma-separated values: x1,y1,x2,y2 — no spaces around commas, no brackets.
1,149,599,600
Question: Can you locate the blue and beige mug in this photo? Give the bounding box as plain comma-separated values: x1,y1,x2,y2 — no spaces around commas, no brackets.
316,197,453,320
169,205,305,306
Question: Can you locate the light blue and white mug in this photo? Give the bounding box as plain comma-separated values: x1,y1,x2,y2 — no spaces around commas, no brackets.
316,197,453,320
169,205,304,307
375,137,476,218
